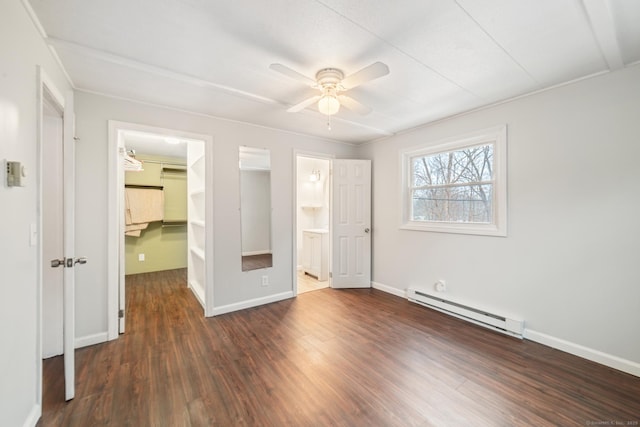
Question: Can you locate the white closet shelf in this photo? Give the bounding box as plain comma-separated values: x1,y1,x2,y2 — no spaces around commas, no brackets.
190,219,205,228
190,188,205,197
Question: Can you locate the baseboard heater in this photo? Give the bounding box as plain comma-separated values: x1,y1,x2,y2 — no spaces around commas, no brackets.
407,288,524,338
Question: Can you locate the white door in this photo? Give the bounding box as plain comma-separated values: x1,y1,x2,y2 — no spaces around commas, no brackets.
40,73,81,402
331,159,371,288
42,97,64,358
62,90,78,401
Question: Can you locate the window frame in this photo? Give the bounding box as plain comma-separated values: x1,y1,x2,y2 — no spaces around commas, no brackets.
400,125,507,237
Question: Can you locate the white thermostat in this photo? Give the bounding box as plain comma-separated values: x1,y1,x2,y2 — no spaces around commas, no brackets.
5,160,26,187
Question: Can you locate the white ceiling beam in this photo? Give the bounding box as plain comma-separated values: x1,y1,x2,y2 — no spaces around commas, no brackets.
582,0,624,70
46,37,280,106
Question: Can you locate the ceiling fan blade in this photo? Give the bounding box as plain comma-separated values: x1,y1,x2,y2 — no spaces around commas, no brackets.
270,63,316,86
341,62,390,89
338,95,372,115
287,95,321,113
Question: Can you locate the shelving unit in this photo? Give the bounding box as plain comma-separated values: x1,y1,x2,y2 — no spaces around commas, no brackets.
187,142,206,307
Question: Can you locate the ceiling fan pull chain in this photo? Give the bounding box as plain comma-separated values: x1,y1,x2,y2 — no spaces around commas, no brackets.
327,115,332,131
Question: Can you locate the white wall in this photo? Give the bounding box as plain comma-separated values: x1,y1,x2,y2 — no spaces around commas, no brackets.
0,1,72,426
73,91,357,334
359,65,640,374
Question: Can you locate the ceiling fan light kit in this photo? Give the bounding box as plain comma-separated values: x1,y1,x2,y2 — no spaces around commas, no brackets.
270,62,389,125
316,68,344,116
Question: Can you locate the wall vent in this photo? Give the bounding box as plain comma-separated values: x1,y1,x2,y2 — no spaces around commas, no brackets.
407,288,524,338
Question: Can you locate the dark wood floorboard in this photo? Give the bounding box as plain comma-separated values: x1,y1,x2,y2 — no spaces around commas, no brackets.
39,268,640,426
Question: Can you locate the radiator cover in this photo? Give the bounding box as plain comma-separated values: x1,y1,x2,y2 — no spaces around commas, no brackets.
407,288,524,338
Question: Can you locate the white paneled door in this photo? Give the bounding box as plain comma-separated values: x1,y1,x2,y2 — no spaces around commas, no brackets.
62,90,78,401
42,95,64,359
331,160,371,288
41,70,79,402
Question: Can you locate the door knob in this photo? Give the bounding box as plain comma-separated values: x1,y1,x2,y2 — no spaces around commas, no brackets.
364,228,370,233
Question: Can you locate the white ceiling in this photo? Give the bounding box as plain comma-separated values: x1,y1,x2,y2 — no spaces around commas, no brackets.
123,130,187,158
27,0,640,144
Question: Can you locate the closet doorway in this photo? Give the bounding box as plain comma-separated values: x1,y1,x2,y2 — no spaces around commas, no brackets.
108,122,213,338
295,154,332,294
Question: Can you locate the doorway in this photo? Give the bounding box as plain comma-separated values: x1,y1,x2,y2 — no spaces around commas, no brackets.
38,67,78,403
294,155,372,294
108,122,213,337
295,155,331,294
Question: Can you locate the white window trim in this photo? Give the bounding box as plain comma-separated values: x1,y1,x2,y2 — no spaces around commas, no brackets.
399,125,507,237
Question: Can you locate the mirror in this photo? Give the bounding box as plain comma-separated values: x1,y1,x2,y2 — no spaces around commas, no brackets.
239,147,273,271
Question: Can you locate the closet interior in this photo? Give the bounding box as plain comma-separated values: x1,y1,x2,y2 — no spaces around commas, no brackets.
123,135,206,307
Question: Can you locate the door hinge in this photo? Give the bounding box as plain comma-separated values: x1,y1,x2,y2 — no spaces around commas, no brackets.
118,309,124,319
329,272,332,278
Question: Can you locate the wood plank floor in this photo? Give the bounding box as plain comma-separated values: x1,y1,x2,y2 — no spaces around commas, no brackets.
39,269,640,426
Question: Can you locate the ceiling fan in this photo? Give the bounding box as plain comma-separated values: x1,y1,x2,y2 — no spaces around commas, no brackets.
269,62,389,116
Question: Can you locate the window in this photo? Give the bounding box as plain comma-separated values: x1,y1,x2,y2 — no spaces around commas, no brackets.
401,125,507,236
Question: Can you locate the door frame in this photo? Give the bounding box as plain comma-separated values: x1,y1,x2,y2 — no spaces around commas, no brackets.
107,121,214,338
36,66,74,406
292,150,335,295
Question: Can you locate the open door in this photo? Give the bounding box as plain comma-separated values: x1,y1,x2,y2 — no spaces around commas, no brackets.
331,159,371,288
40,68,82,403
42,90,65,361
62,90,79,401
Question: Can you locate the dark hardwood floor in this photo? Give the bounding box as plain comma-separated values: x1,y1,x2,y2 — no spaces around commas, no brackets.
39,269,640,426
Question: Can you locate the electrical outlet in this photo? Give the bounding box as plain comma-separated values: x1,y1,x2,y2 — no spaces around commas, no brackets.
261,275,269,286
138,253,145,262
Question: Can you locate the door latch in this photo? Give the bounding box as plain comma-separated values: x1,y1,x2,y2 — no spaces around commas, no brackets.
51,258,66,268
50,257,88,268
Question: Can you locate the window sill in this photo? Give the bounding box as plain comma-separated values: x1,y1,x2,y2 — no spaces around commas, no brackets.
400,221,506,237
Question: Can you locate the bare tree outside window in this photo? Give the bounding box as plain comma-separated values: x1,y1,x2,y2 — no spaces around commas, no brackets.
411,144,494,223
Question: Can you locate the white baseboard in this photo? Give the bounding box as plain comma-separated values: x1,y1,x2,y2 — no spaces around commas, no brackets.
371,281,406,298
524,329,640,378
371,280,640,378
75,331,109,349
23,403,41,427
209,291,294,316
